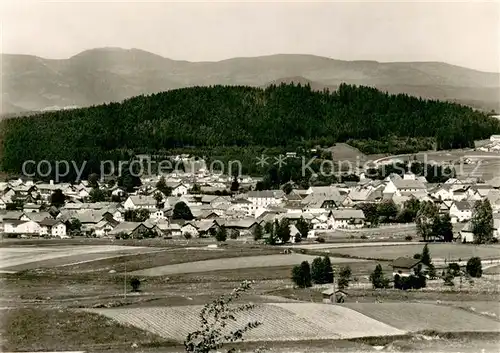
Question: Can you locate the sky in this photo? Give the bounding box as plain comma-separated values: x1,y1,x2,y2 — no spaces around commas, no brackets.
1,0,499,72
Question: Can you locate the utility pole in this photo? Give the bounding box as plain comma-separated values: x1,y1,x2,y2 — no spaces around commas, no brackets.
124,262,127,299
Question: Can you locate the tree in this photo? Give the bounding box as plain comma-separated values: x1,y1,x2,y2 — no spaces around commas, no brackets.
50,189,66,208
264,222,273,235
253,223,263,241
311,257,324,284
443,269,455,286
377,200,398,223
295,217,310,238
230,176,240,193
311,256,333,284
184,281,262,353
89,187,106,202
229,229,239,239
173,201,194,220
124,209,150,222
466,257,482,278
153,192,164,207
88,173,99,188
130,277,141,292
117,163,142,192
275,218,291,243
282,183,293,195
433,214,454,242
67,218,82,235
421,244,432,266
156,176,172,197
322,256,333,284
448,263,461,277
416,201,439,241
471,200,494,244
292,261,312,288
369,264,390,289
190,183,202,194
215,226,227,242
337,266,352,290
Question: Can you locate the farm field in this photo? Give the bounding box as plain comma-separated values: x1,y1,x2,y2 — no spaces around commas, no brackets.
442,301,500,320
0,307,173,352
87,303,405,342
0,245,161,272
344,302,500,332
299,243,500,261
130,254,368,277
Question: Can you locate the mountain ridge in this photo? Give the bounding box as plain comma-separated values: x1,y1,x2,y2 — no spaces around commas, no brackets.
2,47,499,114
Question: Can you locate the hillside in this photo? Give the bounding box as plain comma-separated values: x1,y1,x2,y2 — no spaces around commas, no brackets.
1,48,499,113
2,83,499,181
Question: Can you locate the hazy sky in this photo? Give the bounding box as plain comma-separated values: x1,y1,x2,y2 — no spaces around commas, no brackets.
1,0,499,72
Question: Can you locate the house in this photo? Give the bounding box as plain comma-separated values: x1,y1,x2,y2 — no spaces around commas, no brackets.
123,195,157,210
108,221,162,238
150,209,167,221
94,218,119,237
460,221,474,243
392,257,427,277
167,182,188,196
181,222,200,237
23,203,42,213
449,201,474,223
384,178,426,196
289,224,302,242
490,135,500,143
0,198,6,210
329,209,365,229
222,219,261,235
321,288,347,304
39,219,67,238
3,219,42,235
248,190,284,208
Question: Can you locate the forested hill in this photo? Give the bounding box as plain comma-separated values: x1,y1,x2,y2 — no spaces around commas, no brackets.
1,83,499,176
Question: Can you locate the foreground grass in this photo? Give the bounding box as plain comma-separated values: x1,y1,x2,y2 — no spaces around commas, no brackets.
0,308,175,351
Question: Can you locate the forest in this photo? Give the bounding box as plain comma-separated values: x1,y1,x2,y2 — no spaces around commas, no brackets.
1,83,499,180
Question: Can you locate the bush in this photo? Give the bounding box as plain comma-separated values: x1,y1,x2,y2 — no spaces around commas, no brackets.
130,277,141,292
360,235,368,239
229,229,239,239
466,257,482,278
413,253,422,259
448,263,461,276
215,227,227,242
183,232,193,240
405,235,413,241
315,237,325,243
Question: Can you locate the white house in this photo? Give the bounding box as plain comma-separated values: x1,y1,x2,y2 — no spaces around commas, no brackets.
449,201,474,223
0,198,6,210
168,182,188,196
247,190,284,215
329,209,365,229
94,220,117,237
123,195,157,210
150,209,166,221
4,219,42,235
180,222,199,237
39,219,67,238
490,135,500,143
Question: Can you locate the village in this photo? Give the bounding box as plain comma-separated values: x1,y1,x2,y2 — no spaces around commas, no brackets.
0,152,499,244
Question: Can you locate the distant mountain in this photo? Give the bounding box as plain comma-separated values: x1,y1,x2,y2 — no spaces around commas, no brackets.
1,47,499,114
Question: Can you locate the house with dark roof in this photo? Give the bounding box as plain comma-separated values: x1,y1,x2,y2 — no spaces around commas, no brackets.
392,257,427,277
39,219,67,238
329,209,365,229
449,201,474,223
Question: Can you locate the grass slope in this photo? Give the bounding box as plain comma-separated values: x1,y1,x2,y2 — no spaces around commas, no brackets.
344,303,500,332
